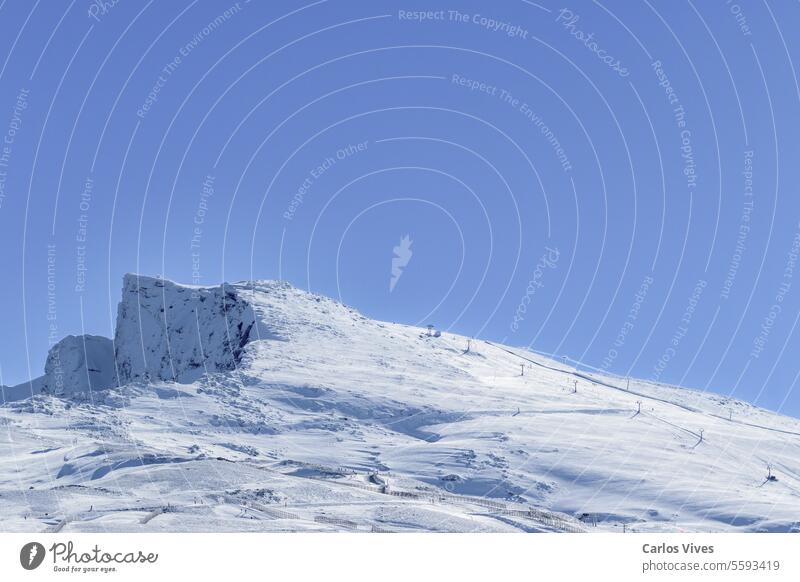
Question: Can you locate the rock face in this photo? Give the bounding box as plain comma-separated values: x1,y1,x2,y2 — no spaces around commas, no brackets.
3,274,278,402
41,335,117,395
113,274,257,384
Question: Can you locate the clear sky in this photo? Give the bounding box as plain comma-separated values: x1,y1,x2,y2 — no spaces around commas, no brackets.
1,0,799,418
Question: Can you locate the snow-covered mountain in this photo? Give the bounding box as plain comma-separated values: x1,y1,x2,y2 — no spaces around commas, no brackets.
1,274,799,533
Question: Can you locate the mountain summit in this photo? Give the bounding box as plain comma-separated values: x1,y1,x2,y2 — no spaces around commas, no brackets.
1,275,799,533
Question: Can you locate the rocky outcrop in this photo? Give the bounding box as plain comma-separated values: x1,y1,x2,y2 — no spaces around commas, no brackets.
3,274,271,402
41,334,117,395
113,274,256,384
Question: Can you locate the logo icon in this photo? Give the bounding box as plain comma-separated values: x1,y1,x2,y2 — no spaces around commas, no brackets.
20,542,46,570
390,235,413,292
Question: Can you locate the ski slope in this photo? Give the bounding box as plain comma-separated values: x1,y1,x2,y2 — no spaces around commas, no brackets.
1,275,798,533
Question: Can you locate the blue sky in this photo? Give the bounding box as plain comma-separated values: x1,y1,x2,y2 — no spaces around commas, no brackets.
1,0,799,417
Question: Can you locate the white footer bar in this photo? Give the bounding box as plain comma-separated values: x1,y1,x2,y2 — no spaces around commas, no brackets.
1,533,797,581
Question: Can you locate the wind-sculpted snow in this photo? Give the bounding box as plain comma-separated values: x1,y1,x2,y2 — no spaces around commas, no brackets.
1,275,799,533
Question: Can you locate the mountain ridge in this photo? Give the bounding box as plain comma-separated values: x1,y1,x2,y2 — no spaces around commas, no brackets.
1,274,799,533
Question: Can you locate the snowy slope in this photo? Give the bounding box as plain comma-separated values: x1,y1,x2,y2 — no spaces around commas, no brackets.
1,275,799,533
